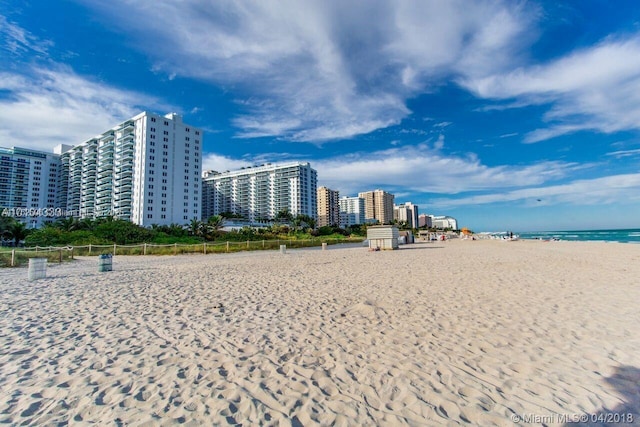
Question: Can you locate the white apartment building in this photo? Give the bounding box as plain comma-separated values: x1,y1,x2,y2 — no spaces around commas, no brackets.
202,162,317,222
394,202,419,229
338,196,365,228
431,215,458,230
60,112,202,226
0,147,62,228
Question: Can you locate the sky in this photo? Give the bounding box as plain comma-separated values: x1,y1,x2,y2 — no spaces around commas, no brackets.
2,0,640,232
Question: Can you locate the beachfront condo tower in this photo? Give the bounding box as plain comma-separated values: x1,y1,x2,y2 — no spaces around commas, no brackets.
201,162,317,222
338,196,365,228
317,186,340,227
394,202,419,229
59,112,202,226
0,146,64,228
358,189,395,225
2,112,203,228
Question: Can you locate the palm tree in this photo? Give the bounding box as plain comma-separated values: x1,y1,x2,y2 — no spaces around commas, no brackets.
8,221,28,247
205,215,225,240
187,219,205,239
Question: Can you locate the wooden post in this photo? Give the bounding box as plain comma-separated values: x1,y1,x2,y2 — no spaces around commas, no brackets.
35,246,38,253
262,240,265,248
226,241,229,252
71,247,74,259
174,243,177,255
203,242,207,254
247,240,249,249
59,249,62,264
143,243,147,255
11,249,15,267
89,244,92,255
113,243,117,255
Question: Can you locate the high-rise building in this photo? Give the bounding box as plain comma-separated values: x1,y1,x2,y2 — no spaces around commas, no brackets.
0,147,62,228
2,112,203,228
358,189,395,224
338,196,365,228
317,186,340,227
431,215,458,230
394,202,419,229
202,162,317,222
59,112,202,226
418,213,432,228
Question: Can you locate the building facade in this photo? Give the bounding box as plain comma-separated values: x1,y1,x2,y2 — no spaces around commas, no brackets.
0,147,62,228
317,186,340,227
59,112,202,226
431,215,458,230
2,112,202,228
418,213,432,228
202,162,317,222
338,196,365,228
358,189,395,224
394,202,419,229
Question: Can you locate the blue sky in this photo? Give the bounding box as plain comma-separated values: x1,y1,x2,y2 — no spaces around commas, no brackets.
2,1,640,232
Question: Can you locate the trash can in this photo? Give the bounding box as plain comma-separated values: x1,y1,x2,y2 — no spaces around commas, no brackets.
280,245,286,254
28,258,47,281
322,242,327,250
98,254,113,272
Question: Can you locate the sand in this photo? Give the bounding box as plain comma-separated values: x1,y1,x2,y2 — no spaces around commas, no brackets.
1,239,639,426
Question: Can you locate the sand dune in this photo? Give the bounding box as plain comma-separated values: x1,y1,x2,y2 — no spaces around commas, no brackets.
1,240,639,425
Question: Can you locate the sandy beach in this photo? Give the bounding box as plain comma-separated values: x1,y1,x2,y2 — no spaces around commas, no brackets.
1,239,639,426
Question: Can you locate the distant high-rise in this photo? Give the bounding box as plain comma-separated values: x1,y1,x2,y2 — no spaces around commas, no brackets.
317,186,340,227
0,147,62,228
202,162,317,222
418,214,432,228
358,189,395,224
431,215,458,230
338,196,365,228
394,202,419,229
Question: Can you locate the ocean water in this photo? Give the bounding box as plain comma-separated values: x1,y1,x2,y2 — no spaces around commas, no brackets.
518,229,640,244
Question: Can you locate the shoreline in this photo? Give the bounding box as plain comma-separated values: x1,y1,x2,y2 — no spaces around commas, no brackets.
1,240,639,425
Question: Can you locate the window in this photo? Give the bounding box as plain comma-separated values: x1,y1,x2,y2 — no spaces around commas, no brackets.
164,121,168,126
151,117,156,122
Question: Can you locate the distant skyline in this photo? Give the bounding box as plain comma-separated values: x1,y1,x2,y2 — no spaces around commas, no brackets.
2,1,640,231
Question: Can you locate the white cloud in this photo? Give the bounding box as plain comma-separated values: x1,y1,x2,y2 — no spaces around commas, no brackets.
432,174,640,207
0,67,167,151
312,143,585,196
461,35,640,142
606,148,640,158
82,0,534,142
0,14,52,56
201,154,251,173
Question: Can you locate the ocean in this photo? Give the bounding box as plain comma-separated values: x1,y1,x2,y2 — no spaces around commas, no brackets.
517,229,640,244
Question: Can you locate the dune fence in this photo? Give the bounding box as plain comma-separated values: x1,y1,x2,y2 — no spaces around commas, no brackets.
0,237,364,267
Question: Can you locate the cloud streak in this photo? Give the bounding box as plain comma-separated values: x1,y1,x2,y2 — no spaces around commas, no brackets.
83,0,535,142
0,67,166,151
461,35,640,143
431,174,640,208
